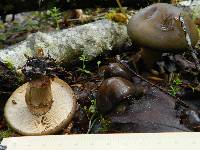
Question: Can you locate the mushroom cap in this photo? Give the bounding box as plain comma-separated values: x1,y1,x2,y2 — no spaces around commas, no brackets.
127,3,199,52
104,63,132,81
96,77,144,114
4,78,76,135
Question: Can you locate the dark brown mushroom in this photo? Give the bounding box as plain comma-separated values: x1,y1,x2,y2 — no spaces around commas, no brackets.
104,63,132,81
127,3,199,68
96,77,145,114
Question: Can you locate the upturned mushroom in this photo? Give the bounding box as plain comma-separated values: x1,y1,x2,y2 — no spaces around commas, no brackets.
4,52,76,135
127,3,199,68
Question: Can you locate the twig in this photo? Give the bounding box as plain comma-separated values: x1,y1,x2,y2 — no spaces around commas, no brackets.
115,0,128,19
87,113,98,134
179,13,200,71
67,13,107,22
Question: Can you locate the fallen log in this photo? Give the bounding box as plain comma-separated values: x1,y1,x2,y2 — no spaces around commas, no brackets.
0,19,130,69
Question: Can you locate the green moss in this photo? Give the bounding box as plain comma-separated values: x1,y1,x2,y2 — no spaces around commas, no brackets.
197,28,200,36
0,129,14,142
1,60,22,85
0,34,6,42
0,23,5,30
4,60,14,70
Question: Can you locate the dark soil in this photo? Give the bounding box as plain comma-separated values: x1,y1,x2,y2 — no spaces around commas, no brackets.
1,2,200,137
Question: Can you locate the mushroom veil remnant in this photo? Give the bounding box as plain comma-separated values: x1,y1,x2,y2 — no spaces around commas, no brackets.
127,3,199,68
4,51,76,135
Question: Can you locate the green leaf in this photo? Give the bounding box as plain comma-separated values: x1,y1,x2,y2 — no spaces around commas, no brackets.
173,78,182,86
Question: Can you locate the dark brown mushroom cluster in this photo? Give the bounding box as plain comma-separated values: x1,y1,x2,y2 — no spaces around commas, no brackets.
96,3,200,132
96,62,193,132
96,63,145,114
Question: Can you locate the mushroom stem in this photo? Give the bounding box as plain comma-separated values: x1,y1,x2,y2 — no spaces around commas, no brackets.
141,47,162,68
25,76,53,115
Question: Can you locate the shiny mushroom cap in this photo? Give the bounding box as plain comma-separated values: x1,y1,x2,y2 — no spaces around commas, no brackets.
127,3,199,53
97,77,145,114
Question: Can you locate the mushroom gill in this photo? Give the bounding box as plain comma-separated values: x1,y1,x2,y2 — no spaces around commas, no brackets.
4,52,76,135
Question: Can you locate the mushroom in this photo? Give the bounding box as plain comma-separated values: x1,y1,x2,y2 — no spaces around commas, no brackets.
96,77,145,114
4,53,76,135
104,63,132,81
127,3,199,68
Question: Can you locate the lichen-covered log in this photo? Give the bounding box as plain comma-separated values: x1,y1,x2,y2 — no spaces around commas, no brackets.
0,19,130,69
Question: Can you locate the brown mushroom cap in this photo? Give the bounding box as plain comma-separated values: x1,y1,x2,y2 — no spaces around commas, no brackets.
4,78,76,135
104,63,132,81
127,3,199,53
96,77,144,114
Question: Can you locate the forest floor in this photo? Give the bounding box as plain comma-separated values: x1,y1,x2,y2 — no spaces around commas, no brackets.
0,4,200,139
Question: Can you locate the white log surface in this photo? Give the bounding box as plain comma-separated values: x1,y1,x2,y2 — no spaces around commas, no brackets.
0,19,130,69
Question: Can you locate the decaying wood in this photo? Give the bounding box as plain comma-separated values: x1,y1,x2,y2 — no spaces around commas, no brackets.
0,19,130,69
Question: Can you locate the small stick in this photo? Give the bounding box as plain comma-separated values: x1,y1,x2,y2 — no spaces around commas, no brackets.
87,113,98,134
67,13,106,22
179,13,200,71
